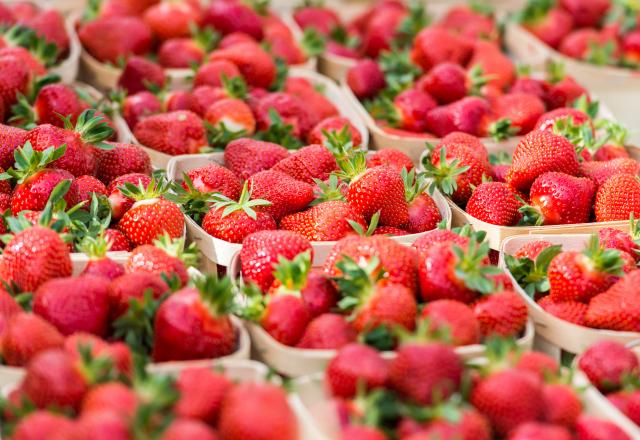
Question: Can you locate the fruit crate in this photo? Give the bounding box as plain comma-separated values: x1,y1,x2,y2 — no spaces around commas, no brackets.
166,152,451,267
500,234,640,357
74,14,316,93
504,21,640,147
228,251,535,377
124,68,369,169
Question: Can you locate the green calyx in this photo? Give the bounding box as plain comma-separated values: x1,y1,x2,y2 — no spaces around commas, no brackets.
583,234,625,276
236,282,269,321
221,74,248,100
272,250,312,295
329,25,360,49
601,120,629,147
131,364,179,439
518,197,545,226
546,60,566,84
395,316,453,347
422,147,471,197
153,233,198,268
365,95,400,127
9,94,37,129
586,40,617,66
77,233,113,260
204,121,247,151
467,65,494,96
515,0,554,24
2,26,58,67
453,240,504,294
118,177,170,202
394,1,430,49
334,255,385,313
505,245,562,297
192,274,237,317
311,174,347,205
402,168,429,204
191,24,220,53
488,118,519,141
378,50,421,96
551,116,608,157
301,27,326,57
489,150,511,165
349,210,380,237
0,141,67,184
325,129,367,183
76,343,122,386
169,174,215,223
68,109,115,150
210,181,271,220
573,94,599,119
254,108,303,149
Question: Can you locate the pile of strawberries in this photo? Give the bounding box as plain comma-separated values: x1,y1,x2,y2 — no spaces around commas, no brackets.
507,227,640,331
323,340,631,439
1,355,298,439
236,226,528,351
517,0,640,69
578,340,640,427
77,0,313,69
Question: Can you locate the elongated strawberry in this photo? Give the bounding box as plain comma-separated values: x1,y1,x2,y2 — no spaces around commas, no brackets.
183,162,242,200
519,3,574,49
134,110,206,156
78,16,152,64
595,174,640,222
548,235,625,303
247,169,315,221
174,367,231,425
95,142,151,186
271,144,337,184
402,168,442,233
578,340,638,391
224,138,289,180
425,96,492,138
410,27,472,71
346,59,386,100
208,43,276,89
368,88,436,133
280,200,366,242
2,313,64,367
585,270,640,332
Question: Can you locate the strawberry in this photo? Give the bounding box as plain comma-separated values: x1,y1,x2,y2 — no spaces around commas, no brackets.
64,333,132,377
117,179,185,246
520,172,596,226
585,270,640,331
468,40,516,90
367,148,413,172
543,383,582,427
402,169,442,233
117,56,165,96
333,255,417,332
202,0,262,40
537,296,588,325
33,275,110,336
0,124,27,169
25,9,69,54
280,200,365,242
506,130,580,191
0,54,29,108
509,423,572,440
598,226,640,261
208,43,276,89
160,418,217,440
194,60,242,88
293,5,340,35
134,110,206,156
546,77,587,110
218,382,298,440
125,235,194,286
359,5,407,58
73,411,132,440
284,77,338,121
325,234,419,292
490,92,546,137
595,174,640,222
11,411,74,439
341,426,387,440
410,27,472,71
104,228,131,251
297,313,356,349
559,29,617,62
74,174,108,207
2,313,64,367
346,59,386,100
109,272,168,319
622,31,640,65
13,83,83,128
78,16,152,64
143,1,201,41
202,182,276,243
79,235,125,281
575,415,632,440
224,138,289,180
107,172,151,220
437,132,490,163
157,37,210,69
81,381,138,416
240,230,312,292
369,88,436,133
520,5,574,49
247,169,315,221
95,142,151,185
516,351,560,379
0,224,71,291
182,162,241,200
580,158,640,187
548,236,625,303
272,144,338,184
205,97,256,138
425,96,492,138
174,367,231,425
152,275,237,362
471,368,544,437
560,0,610,28
473,289,528,337
466,182,522,226
421,299,480,346
594,122,631,161
120,90,162,130
255,92,317,139
326,343,388,398
389,341,463,405
416,62,468,104
511,74,550,103
534,107,591,132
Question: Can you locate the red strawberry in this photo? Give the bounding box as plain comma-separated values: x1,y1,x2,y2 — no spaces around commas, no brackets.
208,43,276,89
117,56,165,95
224,138,289,180
157,37,210,68
341,425,387,440
251,285,311,347
370,88,436,133
425,97,492,138
205,97,256,138
346,59,386,100
326,343,388,398
0,54,29,108
117,179,185,246
417,62,468,104
134,110,206,156
74,174,108,207
2,313,64,367
11,411,74,439
595,174,640,222
622,30,640,65
194,60,241,88
125,235,193,286
473,289,528,337
514,240,554,260
390,341,463,405
598,227,640,261
16,83,83,128
575,415,632,440
543,383,582,427
152,276,237,362
521,6,574,49
64,333,131,377
25,9,69,53
410,27,472,71
272,144,337,184
537,296,588,325
585,270,640,332
509,423,572,440
183,162,242,199
367,149,413,172
534,107,591,132
202,0,262,40
218,383,298,440
109,272,168,319
280,200,365,242
293,5,340,35
284,77,338,121
308,117,362,148
0,124,27,169
403,170,442,233
559,0,610,28
104,228,131,251
466,182,522,226
359,5,407,57
256,92,317,139
296,313,356,349
516,351,560,379
95,141,151,185
81,382,137,417
73,411,131,440
468,40,515,90
580,158,640,187
547,77,587,110
174,367,231,425
120,91,162,130
143,1,201,41
491,92,546,136
107,172,151,220
0,225,72,292
160,418,217,440
559,29,616,62
79,235,125,281
247,169,315,221
506,130,580,191
78,16,152,64
421,299,480,346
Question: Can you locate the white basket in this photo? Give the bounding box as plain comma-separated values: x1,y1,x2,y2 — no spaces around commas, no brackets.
500,234,640,355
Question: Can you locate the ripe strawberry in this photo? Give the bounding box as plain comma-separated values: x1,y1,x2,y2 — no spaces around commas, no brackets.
547,77,588,110
473,289,528,338
369,88,435,133
585,270,640,331
78,16,152,64
79,235,125,281
157,37,210,68
134,110,206,156
25,9,69,53
159,418,217,440
183,162,241,199
194,60,241,87
410,27,472,71
468,40,515,90
95,141,151,185
307,117,362,148
543,383,582,427
143,1,201,41
579,340,639,391
390,341,463,405
202,0,262,40
595,174,640,222
240,230,312,292
247,169,315,221
0,225,72,292
341,425,387,440
125,235,194,286
0,54,29,108
107,172,151,220
506,130,580,191
73,411,131,440
13,83,83,128
509,423,572,440
491,92,546,136
117,56,165,95
64,333,131,377
425,97,492,138
280,200,366,242
296,313,356,349
218,382,298,440
471,368,544,436
347,59,388,97
575,415,632,440
272,144,337,184
598,226,640,261
202,182,276,243
367,149,413,172
326,343,388,398
420,300,480,346
109,272,168,319
2,313,64,367
622,31,640,65
224,138,289,180
104,228,131,251
534,107,591,132
255,92,317,139
81,382,138,416
520,6,574,49
559,29,616,62
152,276,237,362
560,0,610,28
174,367,231,425
359,5,407,58
205,97,256,138
514,240,554,260
293,5,340,35
74,174,107,206
120,90,162,130
208,43,276,89
516,351,560,379
284,77,338,121
0,124,27,169
416,62,467,104
117,179,185,246
402,170,442,233
537,296,588,325
333,255,417,332
466,182,522,226
11,411,74,439
580,158,640,187
325,235,419,293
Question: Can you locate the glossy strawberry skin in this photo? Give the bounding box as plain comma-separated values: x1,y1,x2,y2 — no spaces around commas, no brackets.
352,282,417,333
594,174,640,222
421,299,480,346
473,290,528,338
548,252,616,303
134,110,206,156
585,270,640,332
296,313,357,349
208,43,276,89
174,367,231,425
271,144,337,184
261,294,311,347
326,343,388,398
203,207,277,244
346,59,386,100
466,182,522,226
280,201,366,242
95,142,151,185
118,198,184,246
78,16,152,64
224,138,289,180
528,172,596,225
537,296,588,325
579,340,639,392
247,170,315,221
124,244,188,285
184,163,242,199
2,313,64,367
